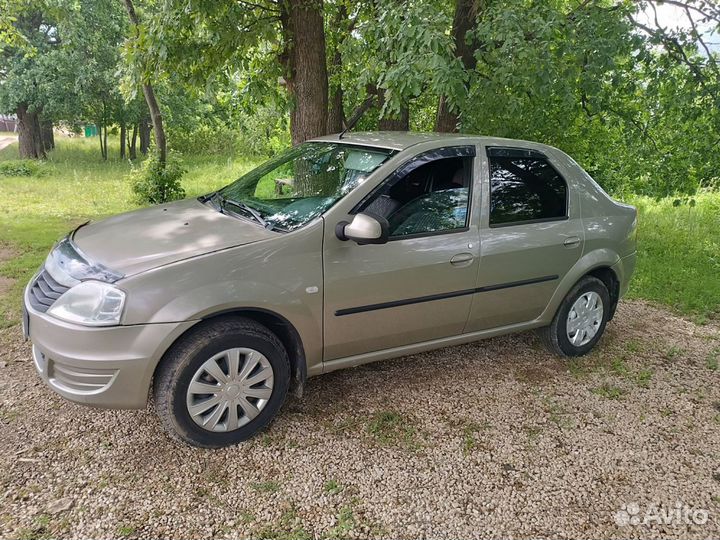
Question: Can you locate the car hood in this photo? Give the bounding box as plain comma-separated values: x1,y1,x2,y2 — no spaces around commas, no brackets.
72,199,276,276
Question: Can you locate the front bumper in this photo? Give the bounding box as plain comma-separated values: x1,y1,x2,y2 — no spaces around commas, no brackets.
25,286,195,409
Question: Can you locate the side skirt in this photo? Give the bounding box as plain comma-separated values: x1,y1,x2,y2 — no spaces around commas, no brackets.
312,319,546,376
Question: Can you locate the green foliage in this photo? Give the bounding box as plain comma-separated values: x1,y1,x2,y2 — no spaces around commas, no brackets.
0,0,128,122
366,410,419,447
343,0,457,118
707,348,719,371
129,154,186,205
458,0,720,197
116,525,135,537
250,480,280,493
0,159,44,177
2,0,719,201
323,479,344,495
591,383,626,400
168,104,290,158
624,192,720,320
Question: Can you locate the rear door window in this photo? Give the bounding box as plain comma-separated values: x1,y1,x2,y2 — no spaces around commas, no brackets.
487,147,567,226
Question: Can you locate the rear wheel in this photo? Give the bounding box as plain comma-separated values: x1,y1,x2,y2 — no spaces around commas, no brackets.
153,317,290,448
540,276,610,357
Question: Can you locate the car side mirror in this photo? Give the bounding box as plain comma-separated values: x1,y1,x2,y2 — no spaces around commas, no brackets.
335,212,389,245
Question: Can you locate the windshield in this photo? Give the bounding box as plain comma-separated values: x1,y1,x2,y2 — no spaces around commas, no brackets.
215,142,395,231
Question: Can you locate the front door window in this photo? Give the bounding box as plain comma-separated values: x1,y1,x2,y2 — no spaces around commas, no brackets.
358,155,472,238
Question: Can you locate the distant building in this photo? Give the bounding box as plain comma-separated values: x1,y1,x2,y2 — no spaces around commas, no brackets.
0,115,17,132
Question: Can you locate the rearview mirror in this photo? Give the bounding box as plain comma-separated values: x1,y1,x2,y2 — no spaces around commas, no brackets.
335,212,389,245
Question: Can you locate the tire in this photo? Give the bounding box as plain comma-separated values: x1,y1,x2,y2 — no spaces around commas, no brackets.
153,317,290,448
540,276,610,357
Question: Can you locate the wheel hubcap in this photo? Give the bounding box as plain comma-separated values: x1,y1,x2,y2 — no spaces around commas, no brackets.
186,347,274,432
566,291,604,347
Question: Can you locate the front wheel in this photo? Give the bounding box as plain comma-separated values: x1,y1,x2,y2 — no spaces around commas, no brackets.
153,317,290,448
540,276,610,357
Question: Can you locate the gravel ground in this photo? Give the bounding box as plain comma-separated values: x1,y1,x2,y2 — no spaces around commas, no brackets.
1,300,719,540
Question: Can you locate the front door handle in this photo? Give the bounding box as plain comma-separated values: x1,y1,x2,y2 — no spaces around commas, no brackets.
563,236,581,248
450,253,474,266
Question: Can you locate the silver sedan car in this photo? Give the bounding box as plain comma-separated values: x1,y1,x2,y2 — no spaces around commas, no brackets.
24,132,637,447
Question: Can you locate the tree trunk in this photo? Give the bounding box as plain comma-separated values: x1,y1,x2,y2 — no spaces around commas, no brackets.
378,89,409,131
434,0,482,132
379,110,409,130
16,104,45,159
378,108,409,130
326,4,348,134
104,125,108,161
142,84,167,163
129,124,138,159
327,50,345,133
139,116,151,155
123,0,167,164
40,118,54,151
98,123,106,160
280,0,329,145
120,123,126,159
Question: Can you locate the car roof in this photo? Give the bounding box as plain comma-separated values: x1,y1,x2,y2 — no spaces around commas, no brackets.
310,131,559,154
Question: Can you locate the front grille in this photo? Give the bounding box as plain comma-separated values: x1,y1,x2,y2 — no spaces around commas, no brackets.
28,269,70,313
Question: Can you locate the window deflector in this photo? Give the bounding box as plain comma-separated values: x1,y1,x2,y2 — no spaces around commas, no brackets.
485,145,569,227
352,145,477,216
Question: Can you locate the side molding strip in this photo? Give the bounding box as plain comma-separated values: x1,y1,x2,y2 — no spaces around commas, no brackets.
335,275,558,316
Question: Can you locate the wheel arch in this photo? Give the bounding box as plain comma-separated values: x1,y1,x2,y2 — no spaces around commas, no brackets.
154,308,308,397
586,266,620,320
539,249,622,324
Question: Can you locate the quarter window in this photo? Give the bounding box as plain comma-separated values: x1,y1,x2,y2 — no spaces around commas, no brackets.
488,149,567,226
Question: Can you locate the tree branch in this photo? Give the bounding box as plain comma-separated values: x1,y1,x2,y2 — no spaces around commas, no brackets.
644,0,720,26
628,14,713,97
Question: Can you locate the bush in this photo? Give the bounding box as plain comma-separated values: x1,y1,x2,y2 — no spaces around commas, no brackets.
0,160,45,177
167,104,290,159
129,154,186,204
170,124,241,156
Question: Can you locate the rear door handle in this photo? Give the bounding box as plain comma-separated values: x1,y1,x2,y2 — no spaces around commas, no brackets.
450,253,474,266
563,236,581,248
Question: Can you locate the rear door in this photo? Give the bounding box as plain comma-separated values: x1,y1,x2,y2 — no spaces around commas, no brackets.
465,146,583,332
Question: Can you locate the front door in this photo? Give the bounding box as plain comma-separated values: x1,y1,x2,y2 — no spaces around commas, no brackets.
323,146,480,360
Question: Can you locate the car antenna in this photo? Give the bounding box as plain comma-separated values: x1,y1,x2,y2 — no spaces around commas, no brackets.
339,95,375,139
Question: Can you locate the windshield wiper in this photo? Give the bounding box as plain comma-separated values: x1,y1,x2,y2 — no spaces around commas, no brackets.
207,192,286,232
219,195,268,228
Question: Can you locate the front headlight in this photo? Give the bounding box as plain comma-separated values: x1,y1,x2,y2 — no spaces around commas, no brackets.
47,281,126,326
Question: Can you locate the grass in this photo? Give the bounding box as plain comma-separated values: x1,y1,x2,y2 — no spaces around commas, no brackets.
366,410,419,448
707,348,719,371
0,135,258,326
0,136,719,326
116,524,136,537
623,192,720,323
325,506,356,539
323,479,344,495
254,507,311,540
250,480,281,493
591,383,626,400
461,421,490,454
15,514,72,540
